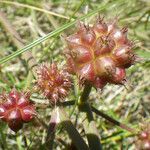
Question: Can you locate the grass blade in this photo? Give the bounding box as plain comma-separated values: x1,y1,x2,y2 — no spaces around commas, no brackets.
0,1,124,64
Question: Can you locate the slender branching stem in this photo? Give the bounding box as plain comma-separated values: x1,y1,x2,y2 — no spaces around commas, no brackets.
91,106,136,134
78,83,102,150
61,100,136,134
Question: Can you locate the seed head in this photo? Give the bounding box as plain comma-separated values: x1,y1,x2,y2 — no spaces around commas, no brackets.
36,63,72,104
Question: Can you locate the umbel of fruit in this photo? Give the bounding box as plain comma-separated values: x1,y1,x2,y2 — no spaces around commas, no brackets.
36,63,72,104
0,89,36,132
65,16,137,88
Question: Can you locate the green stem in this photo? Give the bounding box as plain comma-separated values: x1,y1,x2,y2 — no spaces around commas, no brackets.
60,101,136,134
58,107,89,150
78,83,102,150
91,106,136,134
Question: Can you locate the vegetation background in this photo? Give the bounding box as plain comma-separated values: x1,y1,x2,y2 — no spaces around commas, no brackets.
0,0,150,149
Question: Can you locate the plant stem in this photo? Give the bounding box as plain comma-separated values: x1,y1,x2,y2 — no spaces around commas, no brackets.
91,106,136,134
45,108,59,150
78,83,102,150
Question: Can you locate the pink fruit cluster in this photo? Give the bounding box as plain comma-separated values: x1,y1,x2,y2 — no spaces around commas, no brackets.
136,124,150,150
65,17,136,88
0,89,35,132
36,63,72,103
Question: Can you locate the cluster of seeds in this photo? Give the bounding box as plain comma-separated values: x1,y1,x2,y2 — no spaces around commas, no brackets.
0,89,35,132
65,17,136,88
36,63,72,104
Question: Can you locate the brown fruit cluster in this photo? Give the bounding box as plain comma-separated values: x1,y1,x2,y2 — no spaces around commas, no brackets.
36,63,72,104
65,17,136,88
0,89,35,132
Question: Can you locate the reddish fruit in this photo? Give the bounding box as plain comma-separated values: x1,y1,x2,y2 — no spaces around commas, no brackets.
80,28,96,45
110,28,128,45
71,45,92,63
21,105,35,122
65,17,136,88
0,89,35,132
66,34,81,48
109,68,126,84
36,63,72,104
95,57,116,77
113,45,135,68
94,18,108,34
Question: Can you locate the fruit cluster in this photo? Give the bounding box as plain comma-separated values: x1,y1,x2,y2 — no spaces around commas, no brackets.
36,63,72,104
66,17,136,88
0,89,35,132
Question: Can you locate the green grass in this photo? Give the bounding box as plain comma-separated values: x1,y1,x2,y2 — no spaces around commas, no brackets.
0,0,150,150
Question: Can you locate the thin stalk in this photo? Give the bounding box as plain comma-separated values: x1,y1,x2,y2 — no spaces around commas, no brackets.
60,101,136,134
91,106,136,134
45,108,59,150
59,100,75,107
78,83,102,150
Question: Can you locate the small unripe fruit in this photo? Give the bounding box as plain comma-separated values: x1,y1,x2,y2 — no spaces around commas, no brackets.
110,28,127,45
109,68,126,84
92,77,107,89
3,98,16,109
21,106,35,122
107,19,117,33
7,109,22,123
80,28,96,45
9,90,20,101
66,34,81,48
96,57,116,78
71,45,92,63
94,17,108,34
78,63,95,81
113,45,135,68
